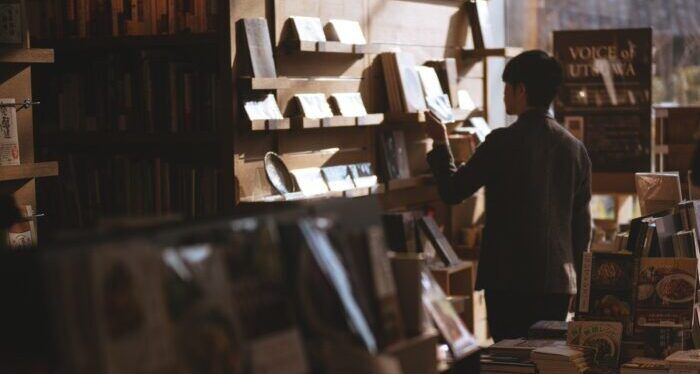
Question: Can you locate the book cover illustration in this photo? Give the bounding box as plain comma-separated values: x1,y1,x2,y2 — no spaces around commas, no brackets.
636,258,697,328
567,321,623,370
0,98,19,165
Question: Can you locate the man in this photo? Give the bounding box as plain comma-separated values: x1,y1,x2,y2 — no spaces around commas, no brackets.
425,50,592,341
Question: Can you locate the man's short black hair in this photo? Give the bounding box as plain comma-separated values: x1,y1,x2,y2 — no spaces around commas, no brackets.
501,50,563,108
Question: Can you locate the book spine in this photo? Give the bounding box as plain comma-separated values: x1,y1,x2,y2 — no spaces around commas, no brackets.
578,251,592,313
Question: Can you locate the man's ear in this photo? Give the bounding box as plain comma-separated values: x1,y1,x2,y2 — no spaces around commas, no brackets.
516,82,527,97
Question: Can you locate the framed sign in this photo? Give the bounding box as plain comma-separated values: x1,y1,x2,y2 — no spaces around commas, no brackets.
553,28,652,172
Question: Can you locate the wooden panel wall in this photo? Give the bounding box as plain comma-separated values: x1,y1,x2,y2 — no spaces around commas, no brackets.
233,0,485,200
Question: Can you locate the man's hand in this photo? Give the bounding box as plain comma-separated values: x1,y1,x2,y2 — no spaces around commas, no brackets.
425,112,448,145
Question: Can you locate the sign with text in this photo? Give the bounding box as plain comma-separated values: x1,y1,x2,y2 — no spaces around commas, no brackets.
553,28,652,172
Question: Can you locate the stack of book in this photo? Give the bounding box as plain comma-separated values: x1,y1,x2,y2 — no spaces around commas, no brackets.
529,320,569,340
665,349,700,372
620,357,669,374
530,345,594,374
481,339,565,373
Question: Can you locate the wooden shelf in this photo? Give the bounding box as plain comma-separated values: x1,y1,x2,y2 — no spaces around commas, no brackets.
282,40,380,55
462,47,523,59
37,132,219,147
386,174,434,191
0,162,59,182
0,48,54,64
238,76,291,90
238,184,386,204
383,109,473,126
34,33,218,50
250,118,291,131
291,114,384,129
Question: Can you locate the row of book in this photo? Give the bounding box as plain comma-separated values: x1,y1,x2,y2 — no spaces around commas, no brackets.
27,0,218,40
39,51,218,134
40,198,478,372
45,154,220,228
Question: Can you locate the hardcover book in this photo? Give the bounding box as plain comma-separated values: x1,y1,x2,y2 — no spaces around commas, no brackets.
243,94,284,121
394,52,427,113
379,130,411,180
421,268,478,358
290,16,326,42
418,216,462,267
567,321,623,370
348,162,378,188
636,257,697,329
236,18,277,78
290,167,330,196
578,252,635,332
0,98,19,165
330,92,368,117
295,93,334,119
321,165,356,192
382,211,419,252
327,19,366,45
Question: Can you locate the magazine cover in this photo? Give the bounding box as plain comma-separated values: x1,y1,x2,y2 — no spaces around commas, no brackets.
567,321,623,370
636,258,697,328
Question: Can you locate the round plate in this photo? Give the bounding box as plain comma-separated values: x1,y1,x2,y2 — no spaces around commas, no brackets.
656,273,695,304
264,152,296,195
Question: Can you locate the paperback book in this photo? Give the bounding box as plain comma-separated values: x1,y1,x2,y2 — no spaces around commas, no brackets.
330,92,368,117
327,19,366,45
348,163,378,188
567,321,623,370
290,16,326,42
636,257,697,329
0,98,19,165
321,165,356,192
295,93,334,119
290,167,330,196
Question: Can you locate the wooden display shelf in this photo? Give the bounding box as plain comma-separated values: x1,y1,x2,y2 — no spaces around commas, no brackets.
291,114,384,129
34,33,218,50
249,118,291,131
383,109,474,126
0,48,54,64
430,261,473,297
454,245,480,260
238,76,291,90
462,46,523,59
37,131,219,147
0,162,59,182
386,174,434,191
238,184,386,205
282,40,381,55
592,172,636,194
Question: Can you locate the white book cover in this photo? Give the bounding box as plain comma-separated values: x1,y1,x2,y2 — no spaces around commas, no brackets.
416,66,445,99
469,117,491,142
349,163,377,188
328,19,366,45
244,94,284,121
458,90,477,111
331,92,368,117
394,53,427,113
426,94,455,124
0,98,19,165
321,165,356,191
291,167,330,196
295,93,334,119
290,16,326,42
